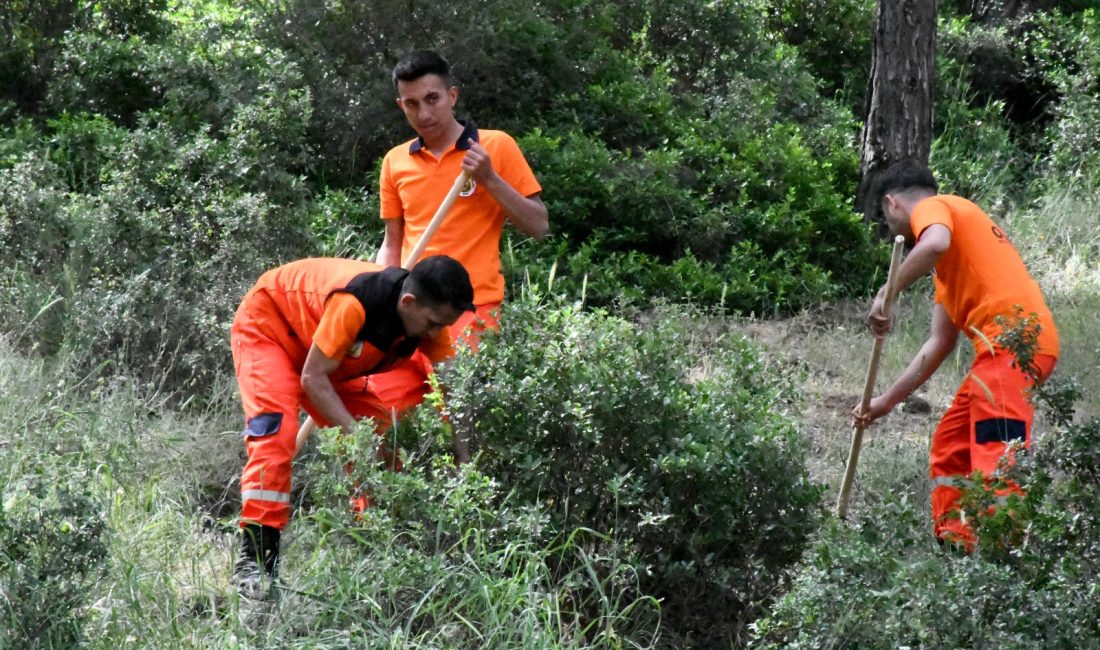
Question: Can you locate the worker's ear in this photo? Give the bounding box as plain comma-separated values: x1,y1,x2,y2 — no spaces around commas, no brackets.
398,292,419,308
882,193,895,213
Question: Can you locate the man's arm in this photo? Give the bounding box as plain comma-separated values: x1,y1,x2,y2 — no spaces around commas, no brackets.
854,303,959,426
376,218,405,267
300,344,357,435
463,142,548,239
868,223,951,339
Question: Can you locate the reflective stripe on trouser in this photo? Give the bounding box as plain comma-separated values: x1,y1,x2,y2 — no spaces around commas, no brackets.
930,350,1057,545
367,303,501,414
232,301,391,530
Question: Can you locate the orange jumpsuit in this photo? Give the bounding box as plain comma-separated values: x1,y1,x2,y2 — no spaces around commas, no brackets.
230,258,452,530
369,123,541,412
910,196,1059,547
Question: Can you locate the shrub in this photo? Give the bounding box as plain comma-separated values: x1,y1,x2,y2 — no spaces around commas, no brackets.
1038,9,1100,185
0,6,320,393
308,186,382,259
933,18,1030,207
767,0,875,110
45,30,161,126
0,468,109,648
513,119,881,315
429,298,823,647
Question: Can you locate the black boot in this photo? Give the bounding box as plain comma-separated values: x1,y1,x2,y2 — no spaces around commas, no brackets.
231,524,280,600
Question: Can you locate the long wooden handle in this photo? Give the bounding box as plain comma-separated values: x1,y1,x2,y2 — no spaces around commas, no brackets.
294,170,470,455
403,170,470,269
836,235,906,519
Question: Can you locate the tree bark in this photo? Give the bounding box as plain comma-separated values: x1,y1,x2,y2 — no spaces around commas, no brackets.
856,0,938,225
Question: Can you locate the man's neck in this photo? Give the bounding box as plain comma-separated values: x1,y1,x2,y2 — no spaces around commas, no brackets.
899,189,936,215
421,119,464,156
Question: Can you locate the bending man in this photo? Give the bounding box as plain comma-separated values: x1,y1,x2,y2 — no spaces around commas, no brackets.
854,160,1058,550
230,255,473,598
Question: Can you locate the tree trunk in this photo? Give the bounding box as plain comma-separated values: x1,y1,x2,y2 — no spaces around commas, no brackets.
856,0,938,225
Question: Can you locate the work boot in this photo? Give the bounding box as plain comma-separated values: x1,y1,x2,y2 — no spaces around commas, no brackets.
231,524,280,600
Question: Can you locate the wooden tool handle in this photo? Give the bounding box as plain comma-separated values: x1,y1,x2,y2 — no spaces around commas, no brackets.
403,171,470,269
836,235,906,519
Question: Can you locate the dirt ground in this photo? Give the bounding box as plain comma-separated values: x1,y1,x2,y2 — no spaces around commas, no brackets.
732,297,960,514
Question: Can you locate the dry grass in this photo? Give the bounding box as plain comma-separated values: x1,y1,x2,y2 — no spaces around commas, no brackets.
734,295,952,517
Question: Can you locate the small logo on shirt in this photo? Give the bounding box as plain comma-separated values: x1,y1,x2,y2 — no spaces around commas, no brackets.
991,225,1011,243
460,177,477,197
348,341,364,358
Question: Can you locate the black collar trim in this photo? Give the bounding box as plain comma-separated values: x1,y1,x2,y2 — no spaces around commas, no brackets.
409,120,479,154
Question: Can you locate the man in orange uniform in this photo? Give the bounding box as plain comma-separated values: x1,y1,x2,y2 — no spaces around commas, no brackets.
369,51,548,459
230,255,473,599
853,160,1058,550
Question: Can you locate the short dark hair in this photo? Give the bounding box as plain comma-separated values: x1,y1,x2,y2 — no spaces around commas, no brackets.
404,255,474,313
870,159,939,211
392,50,453,88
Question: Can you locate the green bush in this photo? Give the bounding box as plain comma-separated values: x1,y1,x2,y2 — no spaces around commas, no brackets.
1039,9,1100,186
931,7,1100,197
933,18,1030,207
308,186,382,259
430,298,822,647
45,30,161,126
1,465,109,648
768,0,874,110
0,5,320,392
514,119,880,314
45,112,128,194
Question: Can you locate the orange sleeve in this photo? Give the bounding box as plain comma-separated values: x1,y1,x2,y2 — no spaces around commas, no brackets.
379,152,403,220
494,133,542,198
910,197,954,240
418,328,455,364
313,293,366,360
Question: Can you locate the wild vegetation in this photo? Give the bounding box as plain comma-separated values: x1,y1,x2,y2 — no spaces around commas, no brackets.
1,1,1098,648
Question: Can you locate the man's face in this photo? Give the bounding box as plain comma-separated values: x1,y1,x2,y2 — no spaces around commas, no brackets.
881,194,911,242
395,74,458,142
397,294,462,338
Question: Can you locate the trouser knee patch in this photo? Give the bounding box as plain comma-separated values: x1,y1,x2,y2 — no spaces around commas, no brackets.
243,412,283,438
974,418,1026,445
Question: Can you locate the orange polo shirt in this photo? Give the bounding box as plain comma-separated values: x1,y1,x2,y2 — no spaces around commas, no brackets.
244,258,453,382
910,195,1058,357
379,123,541,305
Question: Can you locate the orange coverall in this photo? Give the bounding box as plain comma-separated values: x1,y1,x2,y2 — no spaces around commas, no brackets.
909,196,1059,547
230,258,452,530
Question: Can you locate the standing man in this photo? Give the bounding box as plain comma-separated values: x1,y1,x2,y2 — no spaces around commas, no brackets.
369,50,548,456
853,160,1058,550
230,255,473,599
